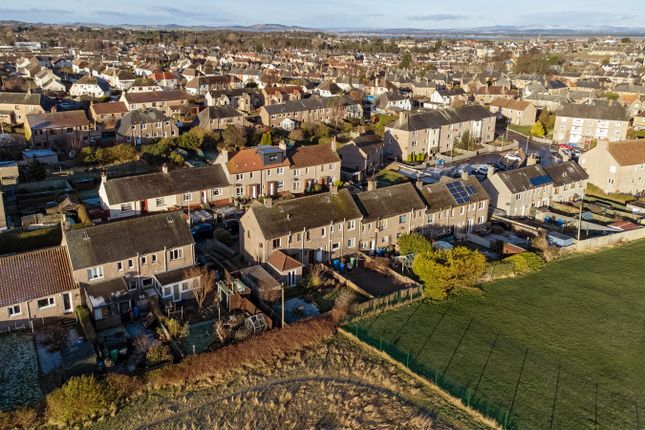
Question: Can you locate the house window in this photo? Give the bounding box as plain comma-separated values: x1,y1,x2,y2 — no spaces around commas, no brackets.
183,193,191,202
37,297,55,309
399,214,407,224
141,256,147,265
276,180,284,190
87,266,103,281
293,179,300,191
277,167,284,174
8,304,21,317
236,173,244,181
128,259,134,269
156,197,166,206
381,235,389,244
121,203,133,212
236,186,244,197
212,188,221,197
293,169,300,177
347,238,355,248
306,230,311,241
152,254,157,263
321,227,326,237
272,238,281,248
117,262,123,272
377,220,387,229
347,220,356,230
479,201,484,209
331,242,340,251
267,169,271,177
170,248,183,261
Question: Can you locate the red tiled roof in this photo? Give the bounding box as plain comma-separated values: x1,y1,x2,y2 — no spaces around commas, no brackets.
0,246,76,308
289,143,340,168
267,250,302,272
227,147,290,174
91,101,128,115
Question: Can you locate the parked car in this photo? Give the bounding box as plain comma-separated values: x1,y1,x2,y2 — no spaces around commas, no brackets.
222,219,239,235
504,152,522,162
191,223,214,240
476,164,490,175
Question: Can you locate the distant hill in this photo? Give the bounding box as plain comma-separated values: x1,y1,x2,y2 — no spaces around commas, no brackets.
1,20,644,37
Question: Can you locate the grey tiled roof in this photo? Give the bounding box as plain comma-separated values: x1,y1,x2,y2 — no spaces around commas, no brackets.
65,211,194,270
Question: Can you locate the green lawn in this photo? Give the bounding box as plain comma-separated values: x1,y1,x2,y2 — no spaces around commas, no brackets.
348,240,645,430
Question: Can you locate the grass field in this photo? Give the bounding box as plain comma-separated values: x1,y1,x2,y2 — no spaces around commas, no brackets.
348,240,645,430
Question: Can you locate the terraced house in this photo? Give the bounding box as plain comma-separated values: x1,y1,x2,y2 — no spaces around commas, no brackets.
384,105,496,160
98,164,231,219
116,108,179,144
240,178,492,264
259,95,363,128
0,246,79,330
120,90,189,113
0,91,47,126
554,104,629,147
220,142,341,199
482,161,588,217
25,110,99,150
63,212,200,329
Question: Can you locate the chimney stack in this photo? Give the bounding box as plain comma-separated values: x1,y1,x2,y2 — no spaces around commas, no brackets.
331,136,337,152
415,179,424,189
526,153,538,166
278,139,287,150
264,197,273,208
367,177,377,191
487,165,496,179
162,163,169,174
461,171,469,181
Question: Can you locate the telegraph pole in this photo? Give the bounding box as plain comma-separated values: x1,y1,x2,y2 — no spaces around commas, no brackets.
577,191,585,241
281,283,285,328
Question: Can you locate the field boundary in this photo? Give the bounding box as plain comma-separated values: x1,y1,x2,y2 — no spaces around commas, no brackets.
339,328,501,430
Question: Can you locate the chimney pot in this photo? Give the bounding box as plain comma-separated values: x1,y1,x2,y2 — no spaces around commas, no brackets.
162,163,169,174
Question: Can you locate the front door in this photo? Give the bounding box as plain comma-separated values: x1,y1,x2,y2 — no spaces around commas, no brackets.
201,191,207,204
172,284,182,302
62,292,73,313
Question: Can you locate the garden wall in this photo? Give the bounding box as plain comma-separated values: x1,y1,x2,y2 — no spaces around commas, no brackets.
574,228,645,251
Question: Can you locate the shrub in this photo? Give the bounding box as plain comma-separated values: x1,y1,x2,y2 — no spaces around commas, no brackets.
0,407,40,429
159,318,189,341
413,246,487,300
306,264,325,289
505,252,545,275
46,375,116,425
146,341,173,366
530,121,545,138
397,232,432,256
105,373,142,400
40,323,68,351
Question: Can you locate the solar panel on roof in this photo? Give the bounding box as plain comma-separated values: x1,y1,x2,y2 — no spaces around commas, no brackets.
529,175,552,186
465,185,476,195
257,146,284,154
446,182,471,204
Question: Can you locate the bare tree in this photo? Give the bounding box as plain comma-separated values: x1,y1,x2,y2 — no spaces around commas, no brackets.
189,266,216,311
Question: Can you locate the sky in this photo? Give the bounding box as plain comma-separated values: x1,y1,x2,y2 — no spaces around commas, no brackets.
0,1,643,29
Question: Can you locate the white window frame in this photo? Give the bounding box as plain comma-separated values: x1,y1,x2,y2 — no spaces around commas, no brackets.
87,266,104,281
8,304,21,317
169,248,183,261
183,193,192,202
37,296,55,310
